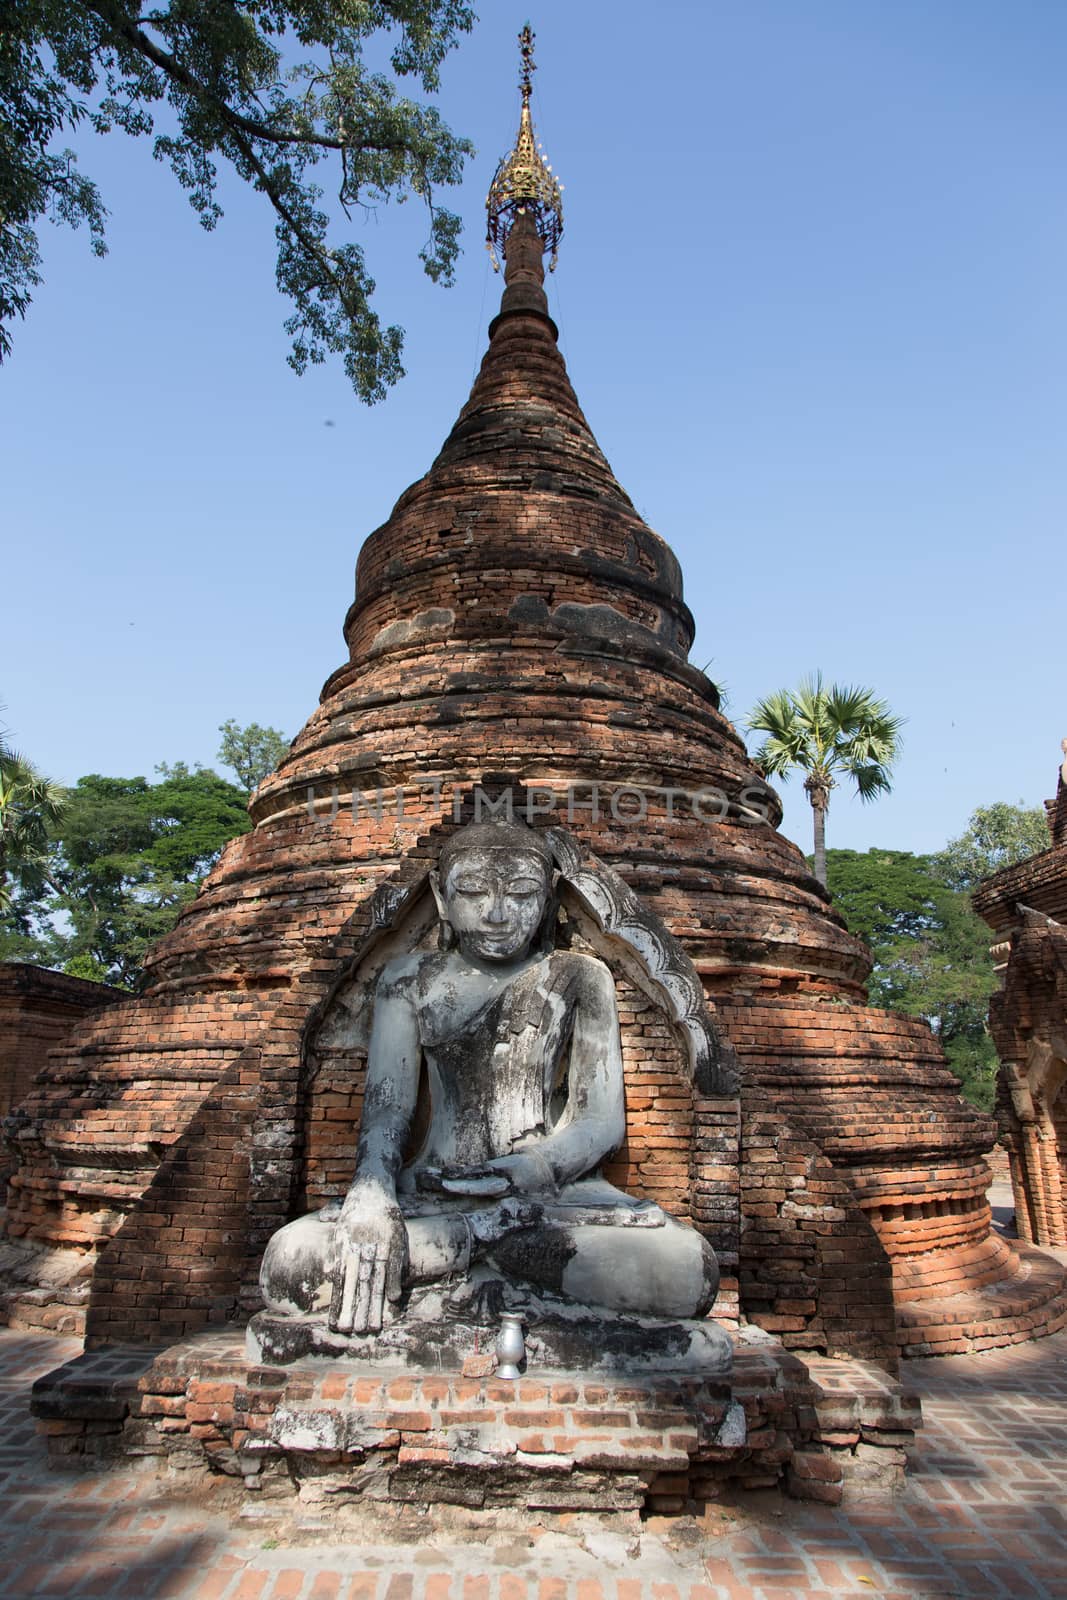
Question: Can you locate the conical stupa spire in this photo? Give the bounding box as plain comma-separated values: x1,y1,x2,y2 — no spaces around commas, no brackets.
487,25,564,272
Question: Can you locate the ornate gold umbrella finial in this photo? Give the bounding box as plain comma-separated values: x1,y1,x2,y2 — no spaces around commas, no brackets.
519,19,536,106
486,24,564,273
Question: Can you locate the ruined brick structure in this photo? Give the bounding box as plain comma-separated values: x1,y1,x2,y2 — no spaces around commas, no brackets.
4,165,1065,1365
0,965,123,1192
0,966,122,1125
34,1329,920,1509
974,750,1067,1249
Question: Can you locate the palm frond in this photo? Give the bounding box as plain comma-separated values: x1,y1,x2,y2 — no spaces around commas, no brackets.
747,689,802,741
0,743,67,893
748,690,817,772
851,762,894,802
751,737,794,779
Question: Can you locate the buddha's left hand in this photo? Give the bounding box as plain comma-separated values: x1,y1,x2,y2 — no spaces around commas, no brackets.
422,1151,555,1197
469,1150,556,1195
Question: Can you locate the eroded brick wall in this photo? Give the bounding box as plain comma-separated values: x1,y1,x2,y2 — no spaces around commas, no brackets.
0,966,123,1120
0,965,124,1197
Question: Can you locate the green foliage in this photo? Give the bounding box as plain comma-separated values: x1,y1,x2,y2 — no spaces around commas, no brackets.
826,847,998,1110
934,801,1048,892
747,673,903,884
217,718,290,794
1,1,474,398
0,723,66,912
0,887,52,963
2,765,250,988
61,950,112,983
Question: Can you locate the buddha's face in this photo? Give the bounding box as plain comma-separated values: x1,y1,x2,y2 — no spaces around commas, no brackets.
437,847,551,964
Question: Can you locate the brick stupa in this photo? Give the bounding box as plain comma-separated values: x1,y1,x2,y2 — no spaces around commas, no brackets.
4,77,1065,1367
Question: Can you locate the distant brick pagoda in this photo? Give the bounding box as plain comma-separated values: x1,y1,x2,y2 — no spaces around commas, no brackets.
974,745,1067,1250
4,52,1065,1372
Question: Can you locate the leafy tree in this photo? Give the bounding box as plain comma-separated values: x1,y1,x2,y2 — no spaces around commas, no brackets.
0,730,66,912
0,873,61,966
3,766,251,987
826,847,998,1110
747,674,903,886
2,1,474,399
60,950,113,983
935,801,1049,892
217,718,289,794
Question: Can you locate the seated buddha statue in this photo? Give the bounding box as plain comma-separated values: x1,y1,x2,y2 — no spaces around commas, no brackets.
259,819,720,1338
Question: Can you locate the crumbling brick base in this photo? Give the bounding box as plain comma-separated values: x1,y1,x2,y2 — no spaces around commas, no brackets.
31,1331,920,1513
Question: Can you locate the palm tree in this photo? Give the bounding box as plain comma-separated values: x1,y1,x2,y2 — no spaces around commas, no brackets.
747,674,903,887
0,737,66,913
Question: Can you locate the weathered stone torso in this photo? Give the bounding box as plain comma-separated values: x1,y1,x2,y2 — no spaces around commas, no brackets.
401,950,584,1177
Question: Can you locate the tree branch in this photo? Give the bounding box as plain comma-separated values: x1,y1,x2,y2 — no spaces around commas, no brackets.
223,118,344,301
83,0,427,157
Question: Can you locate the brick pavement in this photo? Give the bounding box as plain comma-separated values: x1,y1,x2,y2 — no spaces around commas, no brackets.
1,1329,1064,1600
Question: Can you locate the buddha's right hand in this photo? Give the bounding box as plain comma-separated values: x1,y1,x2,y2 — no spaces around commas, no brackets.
328,1183,408,1335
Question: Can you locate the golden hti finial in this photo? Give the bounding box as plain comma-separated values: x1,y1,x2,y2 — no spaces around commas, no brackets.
519,20,536,106
486,24,564,273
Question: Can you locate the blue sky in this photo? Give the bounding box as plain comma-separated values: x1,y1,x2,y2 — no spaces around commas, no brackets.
3,1,1064,860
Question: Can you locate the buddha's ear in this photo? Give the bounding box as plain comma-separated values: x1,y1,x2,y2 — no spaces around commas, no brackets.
430,871,457,950
429,870,447,923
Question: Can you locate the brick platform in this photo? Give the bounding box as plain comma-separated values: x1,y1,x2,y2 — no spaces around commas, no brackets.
29,1331,919,1515
2,1327,1066,1598
896,1236,1067,1355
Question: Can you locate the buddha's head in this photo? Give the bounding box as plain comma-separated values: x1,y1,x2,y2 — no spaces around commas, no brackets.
432,820,555,964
